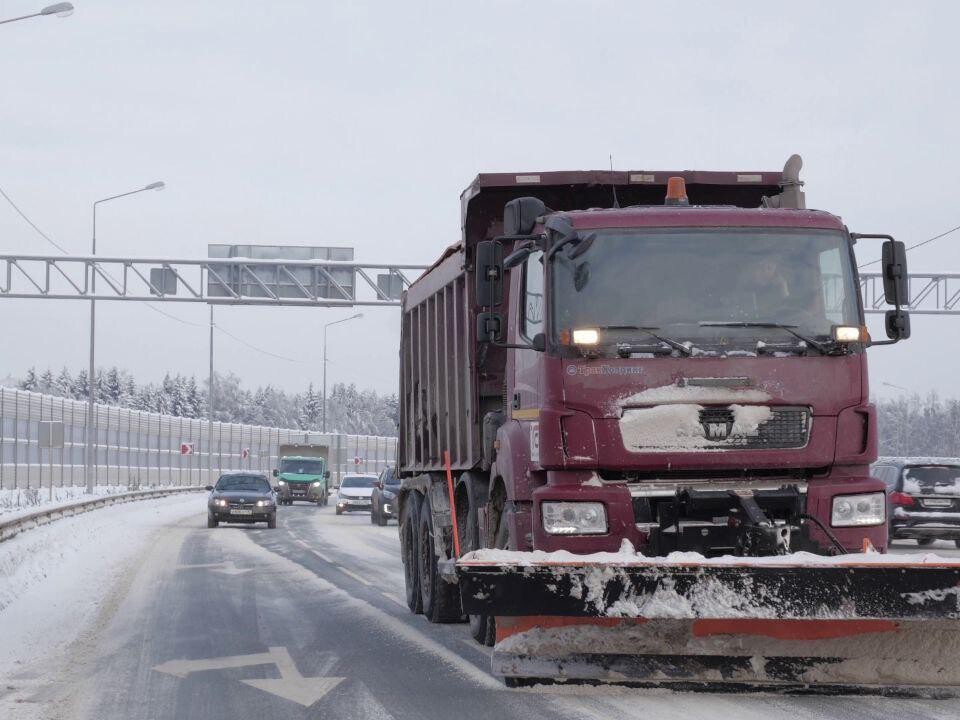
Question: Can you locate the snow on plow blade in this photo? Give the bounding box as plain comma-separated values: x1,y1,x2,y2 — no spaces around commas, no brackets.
456,555,960,691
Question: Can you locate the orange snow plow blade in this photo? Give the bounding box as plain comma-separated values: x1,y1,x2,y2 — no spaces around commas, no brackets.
456,555,960,692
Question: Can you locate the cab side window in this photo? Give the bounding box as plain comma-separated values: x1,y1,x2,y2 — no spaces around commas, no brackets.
522,251,544,339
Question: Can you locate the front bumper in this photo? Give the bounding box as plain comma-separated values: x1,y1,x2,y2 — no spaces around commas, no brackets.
528,472,888,555
278,483,325,502
337,498,372,511
211,507,276,522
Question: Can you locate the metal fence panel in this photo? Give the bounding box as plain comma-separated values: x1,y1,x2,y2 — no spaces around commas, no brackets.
0,387,397,491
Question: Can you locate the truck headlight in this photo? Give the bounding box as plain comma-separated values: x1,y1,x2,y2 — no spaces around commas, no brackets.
831,492,886,527
311,481,321,487
278,479,286,485
541,501,607,535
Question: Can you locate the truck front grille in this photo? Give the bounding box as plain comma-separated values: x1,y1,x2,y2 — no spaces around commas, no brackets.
698,405,810,449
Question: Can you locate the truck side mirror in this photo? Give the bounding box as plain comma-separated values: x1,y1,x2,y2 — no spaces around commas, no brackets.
885,309,911,340
476,312,503,343
475,240,503,307
272,469,278,477
881,239,908,305
325,470,331,479
504,197,546,235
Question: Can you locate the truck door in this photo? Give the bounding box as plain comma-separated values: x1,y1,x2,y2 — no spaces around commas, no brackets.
511,251,544,459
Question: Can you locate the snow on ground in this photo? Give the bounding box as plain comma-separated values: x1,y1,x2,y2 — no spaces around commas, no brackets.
0,484,196,523
0,494,202,680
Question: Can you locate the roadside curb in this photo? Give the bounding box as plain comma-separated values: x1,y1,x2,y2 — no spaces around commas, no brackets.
0,487,205,543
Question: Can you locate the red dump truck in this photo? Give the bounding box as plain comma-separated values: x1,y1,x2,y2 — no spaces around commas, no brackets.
396,156,960,691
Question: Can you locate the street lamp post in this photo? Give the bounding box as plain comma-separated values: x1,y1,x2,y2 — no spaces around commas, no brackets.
85,181,165,494
0,3,74,25
322,313,362,433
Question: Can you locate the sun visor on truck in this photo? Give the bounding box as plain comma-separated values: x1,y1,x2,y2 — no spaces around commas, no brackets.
459,169,785,246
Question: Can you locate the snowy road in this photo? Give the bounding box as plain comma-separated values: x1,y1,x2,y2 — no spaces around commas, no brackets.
2,499,960,719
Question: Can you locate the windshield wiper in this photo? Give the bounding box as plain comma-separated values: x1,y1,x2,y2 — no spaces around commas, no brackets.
598,325,695,356
698,321,844,355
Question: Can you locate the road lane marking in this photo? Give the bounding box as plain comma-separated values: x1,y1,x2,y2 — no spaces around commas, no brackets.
380,591,406,607
175,561,251,575
153,646,344,707
292,536,372,586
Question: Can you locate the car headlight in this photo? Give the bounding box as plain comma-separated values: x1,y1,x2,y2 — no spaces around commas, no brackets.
383,503,392,514
215,498,228,507
831,492,886,527
256,499,273,507
541,501,607,535
311,481,321,487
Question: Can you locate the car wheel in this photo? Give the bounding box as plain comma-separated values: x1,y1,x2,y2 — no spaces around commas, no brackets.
401,493,423,614
917,538,935,547
335,506,342,515
267,514,277,529
207,514,218,529
370,505,378,524
417,492,462,623
955,540,960,549
377,511,388,527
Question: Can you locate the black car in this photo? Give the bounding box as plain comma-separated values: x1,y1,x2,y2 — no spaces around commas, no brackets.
371,466,401,526
207,471,277,529
874,457,960,547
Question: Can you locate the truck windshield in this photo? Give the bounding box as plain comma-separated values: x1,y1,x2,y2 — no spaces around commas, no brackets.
280,459,324,475
215,475,271,492
902,466,960,496
551,228,860,351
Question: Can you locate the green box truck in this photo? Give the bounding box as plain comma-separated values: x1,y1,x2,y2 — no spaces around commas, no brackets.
273,443,331,506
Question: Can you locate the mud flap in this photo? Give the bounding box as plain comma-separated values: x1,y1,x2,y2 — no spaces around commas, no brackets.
457,559,960,690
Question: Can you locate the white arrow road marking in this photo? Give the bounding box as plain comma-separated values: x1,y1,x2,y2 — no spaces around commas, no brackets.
176,561,251,575
243,647,345,707
153,646,344,707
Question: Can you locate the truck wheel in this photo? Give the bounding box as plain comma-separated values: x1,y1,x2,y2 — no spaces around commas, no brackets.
207,514,218,529
401,493,423,614
417,493,462,623
267,514,277,529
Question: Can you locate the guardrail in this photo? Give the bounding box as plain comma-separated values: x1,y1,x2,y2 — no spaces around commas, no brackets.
0,486,204,543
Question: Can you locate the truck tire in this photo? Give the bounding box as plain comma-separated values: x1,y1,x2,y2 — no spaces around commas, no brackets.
470,504,509,646
401,493,423,614
417,493,462,623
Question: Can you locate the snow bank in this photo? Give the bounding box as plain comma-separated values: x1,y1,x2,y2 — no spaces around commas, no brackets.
0,494,201,680
618,384,771,407
0,484,193,523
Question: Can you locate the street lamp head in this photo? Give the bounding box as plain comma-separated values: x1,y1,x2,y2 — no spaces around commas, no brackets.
41,2,74,17
145,181,165,191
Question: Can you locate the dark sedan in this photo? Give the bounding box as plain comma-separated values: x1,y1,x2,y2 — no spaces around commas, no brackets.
875,457,960,547
371,466,401,526
207,472,277,528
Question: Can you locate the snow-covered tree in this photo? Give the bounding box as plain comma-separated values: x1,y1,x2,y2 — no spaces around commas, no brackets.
20,367,38,392
71,369,89,400
55,368,73,397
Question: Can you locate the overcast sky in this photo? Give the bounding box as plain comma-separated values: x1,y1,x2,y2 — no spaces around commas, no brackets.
1,0,958,399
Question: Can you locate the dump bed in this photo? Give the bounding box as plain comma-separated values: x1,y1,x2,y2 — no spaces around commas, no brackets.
398,165,795,476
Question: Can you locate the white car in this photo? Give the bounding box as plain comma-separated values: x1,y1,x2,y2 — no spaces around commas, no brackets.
335,474,380,515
